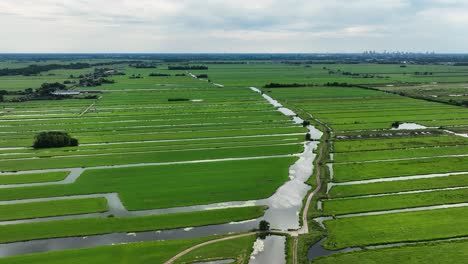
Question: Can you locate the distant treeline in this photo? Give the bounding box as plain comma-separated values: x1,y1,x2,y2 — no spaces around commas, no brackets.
78,68,117,87
202,61,247,64
130,63,157,69
4,53,468,65
168,65,208,70
324,82,355,87
323,67,387,79
1,82,74,102
0,61,140,76
0,63,91,76
168,98,190,102
264,83,312,88
357,85,468,108
413,72,433,75
264,82,359,88
196,74,208,78
149,73,171,77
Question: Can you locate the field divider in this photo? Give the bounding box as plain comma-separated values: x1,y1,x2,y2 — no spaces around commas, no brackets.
327,170,468,191
334,153,468,164
314,202,468,228
325,185,468,201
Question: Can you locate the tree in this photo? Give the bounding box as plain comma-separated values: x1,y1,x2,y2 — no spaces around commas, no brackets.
33,131,79,149
259,220,270,231
36,82,66,96
391,121,401,128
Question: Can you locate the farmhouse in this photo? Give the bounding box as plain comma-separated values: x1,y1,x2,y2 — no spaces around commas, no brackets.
51,90,102,96
51,90,80,96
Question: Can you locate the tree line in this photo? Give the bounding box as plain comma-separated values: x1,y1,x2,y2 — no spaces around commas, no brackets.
168,65,208,70
0,61,141,76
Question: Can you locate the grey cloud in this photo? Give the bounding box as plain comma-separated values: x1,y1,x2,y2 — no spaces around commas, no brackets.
0,0,467,52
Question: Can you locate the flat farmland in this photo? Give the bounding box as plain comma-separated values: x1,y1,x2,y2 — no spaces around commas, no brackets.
262,84,468,262
1,59,468,263
0,63,310,262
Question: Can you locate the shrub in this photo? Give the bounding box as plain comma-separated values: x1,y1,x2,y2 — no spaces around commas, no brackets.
391,121,401,128
196,74,208,78
149,73,171,77
33,131,79,149
168,98,189,102
259,220,270,231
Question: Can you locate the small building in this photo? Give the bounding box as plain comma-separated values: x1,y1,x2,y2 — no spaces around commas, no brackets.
104,70,116,75
78,90,103,94
51,90,80,96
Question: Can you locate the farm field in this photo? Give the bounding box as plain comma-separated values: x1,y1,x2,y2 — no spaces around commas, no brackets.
260,80,468,262
0,59,315,263
1,56,468,263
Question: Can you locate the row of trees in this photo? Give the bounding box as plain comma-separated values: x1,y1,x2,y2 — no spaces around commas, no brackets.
196,74,208,78
149,73,171,77
0,60,139,77
129,74,143,79
168,65,208,70
414,72,433,75
264,83,309,88
0,63,91,76
129,63,157,69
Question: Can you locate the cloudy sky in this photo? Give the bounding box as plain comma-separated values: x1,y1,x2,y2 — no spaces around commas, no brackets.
0,0,467,53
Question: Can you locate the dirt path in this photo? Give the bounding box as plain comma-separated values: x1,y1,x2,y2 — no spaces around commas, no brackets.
79,102,96,117
298,123,328,235
163,232,256,264
292,236,299,264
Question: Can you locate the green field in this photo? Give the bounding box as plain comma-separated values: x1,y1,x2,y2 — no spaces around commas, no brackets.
259,78,468,262
314,239,468,264
323,207,468,249
0,237,213,264
0,198,108,221
2,58,468,263
0,158,295,209
0,206,265,244
0,172,68,185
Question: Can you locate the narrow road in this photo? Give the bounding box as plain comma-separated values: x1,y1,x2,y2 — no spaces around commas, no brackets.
291,120,328,263
299,123,329,235
292,237,299,264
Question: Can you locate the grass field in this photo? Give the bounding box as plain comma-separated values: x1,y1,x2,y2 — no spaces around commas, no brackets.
323,188,468,215
333,155,468,182
0,198,108,221
0,206,265,244
256,80,468,262
0,157,295,209
0,237,214,264
2,58,468,262
313,239,468,264
175,234,256,263
323,207,468,249
0,172,68,185
329,173,468,198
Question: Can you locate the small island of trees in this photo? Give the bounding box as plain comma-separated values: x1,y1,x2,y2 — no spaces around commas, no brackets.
33,131,79,149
